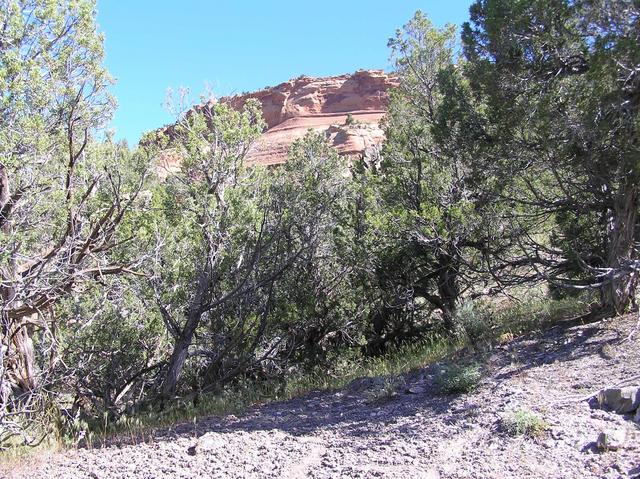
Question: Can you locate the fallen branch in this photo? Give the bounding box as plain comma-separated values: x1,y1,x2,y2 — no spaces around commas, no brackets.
620,308,640,344
555,373,640,405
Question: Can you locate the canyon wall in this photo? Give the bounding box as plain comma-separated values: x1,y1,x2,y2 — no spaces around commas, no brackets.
156,70,397,176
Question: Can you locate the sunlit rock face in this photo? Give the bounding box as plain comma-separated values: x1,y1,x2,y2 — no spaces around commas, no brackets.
155,70,398,176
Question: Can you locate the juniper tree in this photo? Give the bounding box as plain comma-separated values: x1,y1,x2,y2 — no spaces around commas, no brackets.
0,0,147,443
372,12,495,340
462,0,640,313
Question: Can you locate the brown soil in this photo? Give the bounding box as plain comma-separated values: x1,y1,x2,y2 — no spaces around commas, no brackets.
7,315,640,478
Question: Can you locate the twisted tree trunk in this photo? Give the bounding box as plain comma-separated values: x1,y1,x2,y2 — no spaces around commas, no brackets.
161,268,210,398
601,182,639,314
435,241,462,332
0,165,37,396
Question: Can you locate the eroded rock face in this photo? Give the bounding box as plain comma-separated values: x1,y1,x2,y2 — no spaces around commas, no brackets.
156,70,397,173
220,70,397,165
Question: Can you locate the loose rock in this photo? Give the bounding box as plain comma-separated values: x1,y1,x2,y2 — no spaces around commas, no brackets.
597,386,640,414
597,428,627,451
406,385,427,394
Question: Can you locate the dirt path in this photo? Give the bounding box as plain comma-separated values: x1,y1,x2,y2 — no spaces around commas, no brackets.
9,315,640,478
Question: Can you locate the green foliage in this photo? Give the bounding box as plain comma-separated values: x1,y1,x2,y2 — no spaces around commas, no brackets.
0,0,152,449
455,300,491,342
436,362,482,394
363,11,493,350
149,116,364,396
500,409,549,438
0,0,114,158
462,0,640,312
265,132,365,369
148,100,274,395
58,280,166,416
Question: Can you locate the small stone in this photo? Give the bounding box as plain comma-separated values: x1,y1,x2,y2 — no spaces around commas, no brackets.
597,386,640,414
187,444,197,456
406,386,426,394
597,428,627,451
542,439,555,449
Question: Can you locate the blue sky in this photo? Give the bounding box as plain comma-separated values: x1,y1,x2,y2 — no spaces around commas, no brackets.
96,1,474,144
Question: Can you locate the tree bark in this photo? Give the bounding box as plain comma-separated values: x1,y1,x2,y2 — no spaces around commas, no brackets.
0,165,37,394
436,248,460,332
601,182,639,314
161,268,209,398
161,335,193,399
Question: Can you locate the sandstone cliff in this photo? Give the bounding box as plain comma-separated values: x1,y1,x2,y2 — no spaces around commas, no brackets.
156,70,397,175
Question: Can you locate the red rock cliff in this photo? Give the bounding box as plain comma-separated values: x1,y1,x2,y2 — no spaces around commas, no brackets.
156,70,397,175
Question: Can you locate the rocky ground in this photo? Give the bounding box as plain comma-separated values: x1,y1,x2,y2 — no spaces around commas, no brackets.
7,314,640,478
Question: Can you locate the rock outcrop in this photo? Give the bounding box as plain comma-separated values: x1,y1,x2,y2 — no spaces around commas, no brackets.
597,386,640,414
155,70,398,175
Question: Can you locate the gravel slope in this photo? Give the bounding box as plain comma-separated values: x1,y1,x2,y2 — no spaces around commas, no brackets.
8,315,640,478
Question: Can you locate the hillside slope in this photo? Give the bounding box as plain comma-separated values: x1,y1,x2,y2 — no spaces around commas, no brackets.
14,315,640,478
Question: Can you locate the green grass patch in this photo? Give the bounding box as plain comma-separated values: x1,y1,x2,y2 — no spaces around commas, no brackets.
500,408,549,438
283,335,457,399
363,377,406,404
436,362,482,394
458,291,593,345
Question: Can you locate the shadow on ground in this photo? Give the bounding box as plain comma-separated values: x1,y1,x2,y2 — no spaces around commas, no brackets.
104,315,630,449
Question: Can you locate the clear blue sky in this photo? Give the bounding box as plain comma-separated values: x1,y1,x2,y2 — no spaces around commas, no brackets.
96,1,474,144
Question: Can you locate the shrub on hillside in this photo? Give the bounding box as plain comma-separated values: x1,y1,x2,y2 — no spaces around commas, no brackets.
436,362,482,394
500,409,549,438
455,300,492,342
